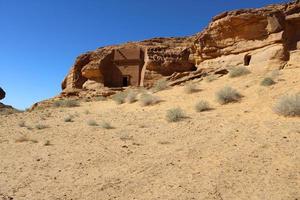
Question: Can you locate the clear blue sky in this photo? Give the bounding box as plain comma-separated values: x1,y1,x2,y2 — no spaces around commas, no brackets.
0,0,285,109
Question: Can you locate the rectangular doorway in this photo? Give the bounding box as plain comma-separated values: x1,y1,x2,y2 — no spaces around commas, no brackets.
122,76,129,87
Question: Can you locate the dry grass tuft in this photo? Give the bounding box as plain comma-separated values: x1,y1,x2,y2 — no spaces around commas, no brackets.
216,86,242,104
274,94,300,117
139,93,160,106
166,108,185,122
260,77,276,86
195,100,211,112
228,66,250,78
152,79,168,92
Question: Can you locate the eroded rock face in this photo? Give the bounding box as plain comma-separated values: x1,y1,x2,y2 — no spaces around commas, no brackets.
61,37,196,96
193,1,300,71
0,87,5,100
61,1,300,97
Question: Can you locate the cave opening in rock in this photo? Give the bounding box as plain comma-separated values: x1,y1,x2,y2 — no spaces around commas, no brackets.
122,76,129,87
244,55,252,66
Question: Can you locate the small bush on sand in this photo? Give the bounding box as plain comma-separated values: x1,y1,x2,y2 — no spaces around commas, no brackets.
18,121,26,127
64,115,73,122
112,92,127,104
139,93,160,106
166,108,185,122
195,100,211,112
152,79,168,92
260,77,275,86
35,124,48,130
53,99,79,107
64,99,80,107
216,86,242,104
87,119,98,126
274,94,300,117
205,75,218,82
184,83,198,94
229,66,250,78
99,121,113,129
125,90,138,103
95,96,106,101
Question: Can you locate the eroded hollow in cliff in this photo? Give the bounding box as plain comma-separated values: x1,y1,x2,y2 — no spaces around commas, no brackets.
244,54,252,66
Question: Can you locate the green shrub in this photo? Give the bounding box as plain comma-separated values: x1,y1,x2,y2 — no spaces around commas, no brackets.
87,120,98,126
139,93,160,106
53,99,79,107
152,79,168,92
166,108,185,122
205,75,218,82
35,124,48,130
260,77,275,86
99,121,113,129
125,90,138,103
228,67,250,78
94,96,106,101
216,86,242,104
18,121,26,127
64,116,73,122
274,94,300,117
64,99,80,107
195,100,211,112
184,83,198,94
112,92,127,104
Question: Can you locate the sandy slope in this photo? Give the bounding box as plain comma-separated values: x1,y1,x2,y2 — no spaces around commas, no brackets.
0,68,299,200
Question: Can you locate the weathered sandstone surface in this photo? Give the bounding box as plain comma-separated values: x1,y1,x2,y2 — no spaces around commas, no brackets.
61,1,300,97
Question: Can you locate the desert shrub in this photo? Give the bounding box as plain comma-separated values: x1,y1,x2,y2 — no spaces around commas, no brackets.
274,94,300,117
184,83,198,94
112,92,127,104
216,86,242,104
152,79,168,92
64,99,80,107
18,121,26,127
94,96,106,101
84,110,90,114
260,77,275,86
205,75,218,82
53,99,79,107
44,140,51,146
195,100,211,112
35,124,48,130
99,121,113,129
139,93,160,106
125,90,138,103
270,70,280,78
166,108,185,122
228,66,250,78
64,115,73,122
87,119,98,126
53,100,63,107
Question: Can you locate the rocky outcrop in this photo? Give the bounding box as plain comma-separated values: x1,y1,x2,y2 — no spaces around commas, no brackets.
0,87,5,100
61,1,300,98
193,1,300,71
61,37,196,97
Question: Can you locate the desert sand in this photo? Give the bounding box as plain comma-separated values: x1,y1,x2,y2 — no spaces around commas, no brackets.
0,69,299,200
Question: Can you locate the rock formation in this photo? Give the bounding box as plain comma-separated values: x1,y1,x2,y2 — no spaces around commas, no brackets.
0,87,5,100
61,1,300,97
193,1,300,71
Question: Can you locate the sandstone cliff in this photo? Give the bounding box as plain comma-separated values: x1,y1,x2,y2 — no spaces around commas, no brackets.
61,1,300,98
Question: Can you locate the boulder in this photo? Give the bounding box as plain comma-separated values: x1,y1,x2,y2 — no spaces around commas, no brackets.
0,87,5,100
